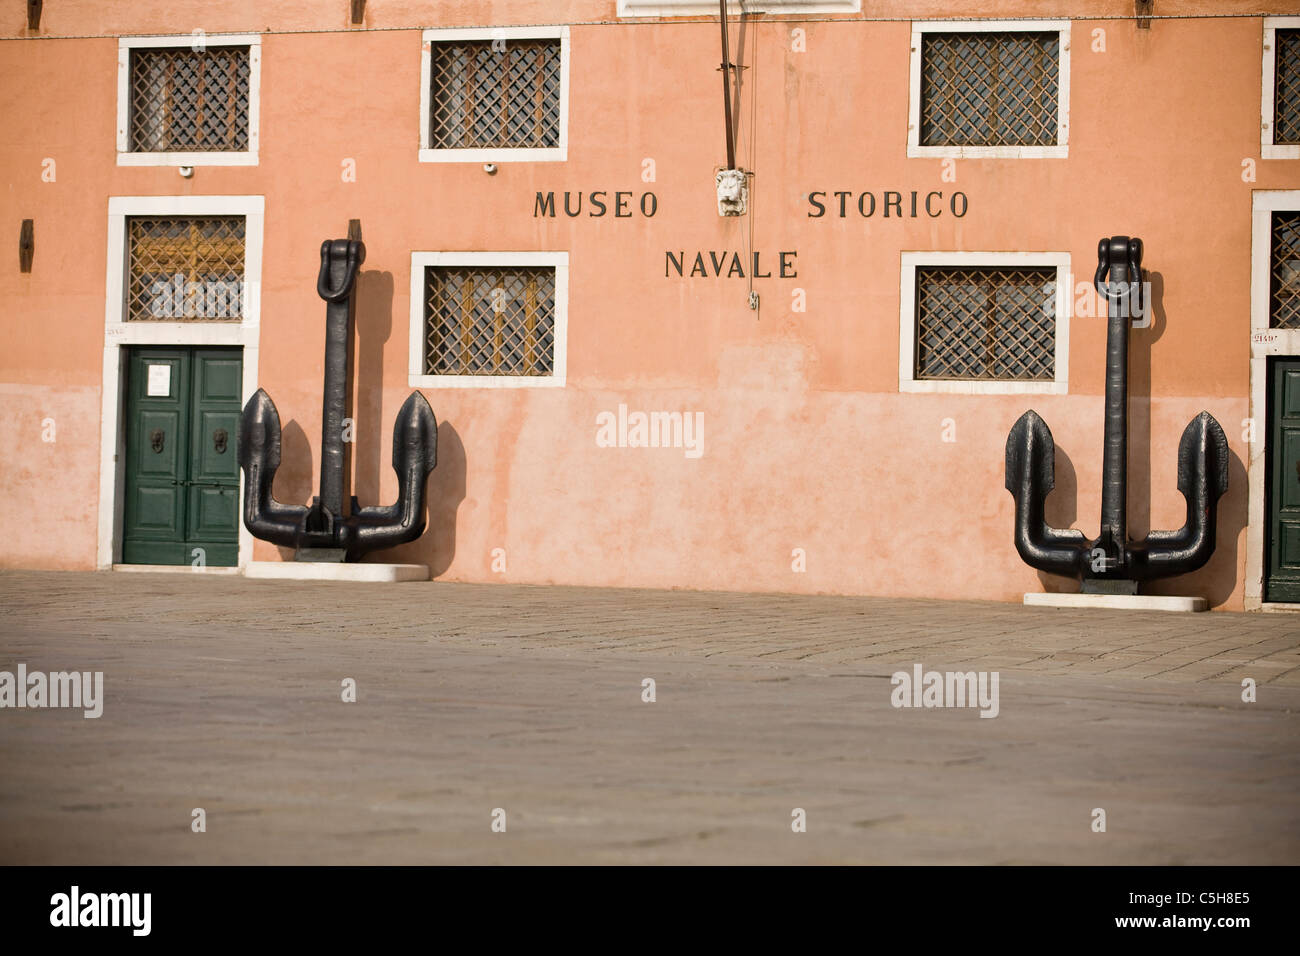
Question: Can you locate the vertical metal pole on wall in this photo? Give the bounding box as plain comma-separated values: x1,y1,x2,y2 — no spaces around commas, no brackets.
720,0,736,170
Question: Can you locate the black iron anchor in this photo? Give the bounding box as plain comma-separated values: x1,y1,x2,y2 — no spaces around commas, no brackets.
237,237,438,562
1004,236,1229,592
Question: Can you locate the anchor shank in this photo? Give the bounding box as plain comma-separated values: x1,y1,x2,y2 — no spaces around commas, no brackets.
1097,237,1137,549
1100,274,1128,544
318,240,358,519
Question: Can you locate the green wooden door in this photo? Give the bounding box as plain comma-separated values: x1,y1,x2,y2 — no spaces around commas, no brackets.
1267,359,1300,601
122,347,241,566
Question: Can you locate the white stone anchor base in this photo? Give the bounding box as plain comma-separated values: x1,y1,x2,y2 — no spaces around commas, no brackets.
245,562,430,582
1024,592,1206,612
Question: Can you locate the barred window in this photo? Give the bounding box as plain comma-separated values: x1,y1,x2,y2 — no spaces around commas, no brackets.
424,266,556,376
1272,211,1300,329
428,39,561,150
126,217,246,321
128,46,251,152
914,266,1057,381
1275,29,1300,145
920,31,1060,147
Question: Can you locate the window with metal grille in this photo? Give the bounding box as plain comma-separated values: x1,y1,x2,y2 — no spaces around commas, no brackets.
128,46,250,152
423,266,556,376
427,39,561,150
920,31,1060,147
126,217,246,321
1275,30,1300,145
1271,211,1300,329
914,266,1057,380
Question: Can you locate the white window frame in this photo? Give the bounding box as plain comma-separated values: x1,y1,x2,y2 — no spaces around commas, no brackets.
419,26,570,164
1262,17,1300,160
907,20,1070,159
408,251,568,388
97,195,264,571
898,251,1070,395
617,1,859,14
116,34,261,167
1246,190,1300,609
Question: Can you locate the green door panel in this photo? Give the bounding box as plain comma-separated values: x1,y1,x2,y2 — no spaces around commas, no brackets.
122,347,241,567
1267,359,1300,602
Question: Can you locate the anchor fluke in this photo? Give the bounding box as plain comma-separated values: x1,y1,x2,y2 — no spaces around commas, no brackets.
1005,410,1087,577
1129,411,1230,579
353,391,438,555
237,388,307,548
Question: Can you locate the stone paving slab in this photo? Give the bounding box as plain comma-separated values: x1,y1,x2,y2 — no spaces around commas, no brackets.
0,571,1297,865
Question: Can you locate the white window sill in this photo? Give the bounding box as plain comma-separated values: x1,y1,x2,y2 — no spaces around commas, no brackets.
1262,144,1300,160
117,151,258,167
618,0,860,13
907,144,1067,160
418,147,567,164
899,379,1067,395
408,374,565,389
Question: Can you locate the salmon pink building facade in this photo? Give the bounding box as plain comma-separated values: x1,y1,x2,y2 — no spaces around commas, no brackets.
3,1,1300,609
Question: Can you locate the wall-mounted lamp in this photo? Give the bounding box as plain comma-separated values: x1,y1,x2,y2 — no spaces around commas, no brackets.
27,0,41,31
19,220,34,273
351,0,365,25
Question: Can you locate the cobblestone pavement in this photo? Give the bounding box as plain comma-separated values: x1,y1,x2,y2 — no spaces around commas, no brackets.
1,570,1297,864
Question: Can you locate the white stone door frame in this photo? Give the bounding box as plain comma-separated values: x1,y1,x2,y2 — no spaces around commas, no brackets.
96,195,264,571
1245,190,1300,609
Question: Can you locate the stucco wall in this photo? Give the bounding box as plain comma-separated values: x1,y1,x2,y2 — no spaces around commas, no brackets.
2,3,1298,607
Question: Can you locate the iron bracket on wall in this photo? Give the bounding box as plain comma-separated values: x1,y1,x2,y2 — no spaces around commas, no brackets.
238,236,438,562
19,219,33,273
1005,236,1229,591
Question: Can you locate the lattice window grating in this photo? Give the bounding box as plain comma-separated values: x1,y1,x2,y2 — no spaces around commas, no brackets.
128,46,251,152
428,39,561,149
920,31,1060,147
1276,29,1300,145
915,266,1057,381
424,266,556,375
126,217,246,321
1271,211,1300,330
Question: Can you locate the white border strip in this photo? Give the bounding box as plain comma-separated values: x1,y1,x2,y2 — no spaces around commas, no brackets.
1246,190,1300,609
408,251,569,389
617,1,860,14
898,250,1070,395
116,35,260,167
907,20,1070,159
1262,17,1300,160
97,195,264,570
419,26,570,164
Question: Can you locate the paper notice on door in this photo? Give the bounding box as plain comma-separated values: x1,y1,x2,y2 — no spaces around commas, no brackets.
147,364,171,397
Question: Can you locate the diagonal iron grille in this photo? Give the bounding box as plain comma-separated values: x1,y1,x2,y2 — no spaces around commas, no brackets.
1276,29,1300,145
429,39,561,149
425,267,556,375
915,266,1057,380
921,31,1059,147
126,217,246,321
1271,211,1300,330
129,46,250,152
